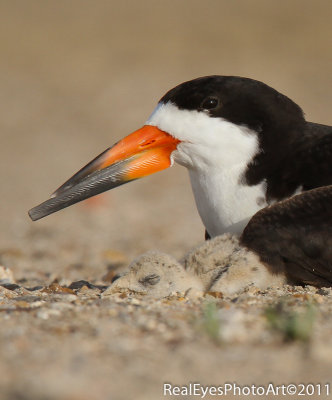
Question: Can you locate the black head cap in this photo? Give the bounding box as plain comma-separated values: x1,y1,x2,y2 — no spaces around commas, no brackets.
160,76,305,132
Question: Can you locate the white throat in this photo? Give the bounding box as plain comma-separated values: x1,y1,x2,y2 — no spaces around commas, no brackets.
188,167,266,236
146,102,267,237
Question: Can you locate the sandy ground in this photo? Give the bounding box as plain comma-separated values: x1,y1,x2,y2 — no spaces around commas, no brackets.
1,1,332,399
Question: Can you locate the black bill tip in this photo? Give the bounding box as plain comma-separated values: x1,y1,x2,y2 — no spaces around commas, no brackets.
28,159,133,221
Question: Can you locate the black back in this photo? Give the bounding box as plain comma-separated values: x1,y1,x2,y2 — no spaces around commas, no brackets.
246,121,332,202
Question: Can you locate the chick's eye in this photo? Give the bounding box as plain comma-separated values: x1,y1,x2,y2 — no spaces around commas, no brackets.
201,97,219,110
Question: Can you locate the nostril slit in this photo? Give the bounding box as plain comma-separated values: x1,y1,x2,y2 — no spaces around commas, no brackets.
140,139,156,147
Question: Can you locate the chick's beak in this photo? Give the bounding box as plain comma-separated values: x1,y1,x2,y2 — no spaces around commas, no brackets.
28,125,180,221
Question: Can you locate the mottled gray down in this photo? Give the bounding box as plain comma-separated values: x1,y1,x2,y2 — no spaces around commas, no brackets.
105,234,286,298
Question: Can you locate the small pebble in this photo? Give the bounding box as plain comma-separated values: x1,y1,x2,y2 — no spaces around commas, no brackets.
0,266,15,284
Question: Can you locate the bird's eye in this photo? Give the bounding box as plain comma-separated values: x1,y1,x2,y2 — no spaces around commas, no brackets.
201,97,219,110
139,274,161,286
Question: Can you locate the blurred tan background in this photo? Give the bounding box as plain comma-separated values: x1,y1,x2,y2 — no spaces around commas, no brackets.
0,1,332,399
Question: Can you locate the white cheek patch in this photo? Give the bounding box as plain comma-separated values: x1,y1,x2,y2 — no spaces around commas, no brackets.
146,102,259,171
146,102,266,237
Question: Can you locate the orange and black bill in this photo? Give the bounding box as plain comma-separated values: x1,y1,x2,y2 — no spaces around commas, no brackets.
28,125,179,221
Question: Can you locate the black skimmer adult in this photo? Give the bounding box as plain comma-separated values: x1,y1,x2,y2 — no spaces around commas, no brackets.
29,76,332,287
